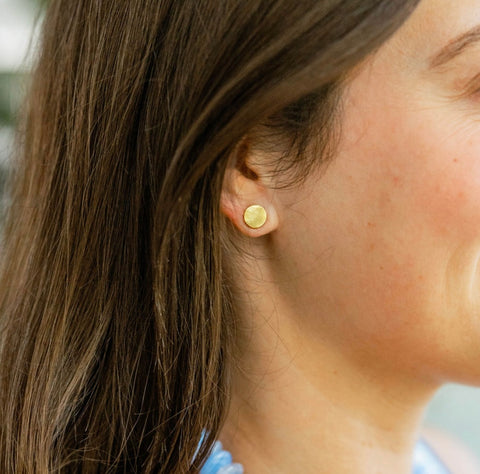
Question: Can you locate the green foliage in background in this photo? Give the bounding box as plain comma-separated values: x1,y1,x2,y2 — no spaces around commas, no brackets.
0,72,24,210
0,0,46,212
1,0,45,126
0,73,23,127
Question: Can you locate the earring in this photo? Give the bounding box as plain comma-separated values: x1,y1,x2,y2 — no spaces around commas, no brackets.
243,204,267,229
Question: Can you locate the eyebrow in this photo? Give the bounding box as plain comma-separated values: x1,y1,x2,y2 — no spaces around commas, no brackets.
430,24,480,69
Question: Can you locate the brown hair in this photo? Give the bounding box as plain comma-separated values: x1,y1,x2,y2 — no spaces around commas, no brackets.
0,1,419,472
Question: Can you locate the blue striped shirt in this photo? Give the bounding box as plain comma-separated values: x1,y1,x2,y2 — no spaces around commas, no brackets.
197,433,451,474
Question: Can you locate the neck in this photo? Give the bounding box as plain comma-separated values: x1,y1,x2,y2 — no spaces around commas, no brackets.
218,292,440,474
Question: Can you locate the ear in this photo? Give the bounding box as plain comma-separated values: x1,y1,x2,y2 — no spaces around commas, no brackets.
220,138,279,237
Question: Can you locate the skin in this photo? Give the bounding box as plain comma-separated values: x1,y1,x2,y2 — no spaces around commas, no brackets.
219,0,480,472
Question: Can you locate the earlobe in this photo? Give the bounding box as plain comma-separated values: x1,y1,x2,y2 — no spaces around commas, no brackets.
221,199,278,237
220,172,279,237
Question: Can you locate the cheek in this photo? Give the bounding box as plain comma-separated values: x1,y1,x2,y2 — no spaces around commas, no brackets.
348,106,480,368
403,119,480,243
343,90,480,261
340,68,480,246
347,104,480,293
294,98,480,376
272,54,480,382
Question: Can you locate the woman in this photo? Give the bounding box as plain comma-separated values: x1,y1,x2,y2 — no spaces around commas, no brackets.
1,0,480,472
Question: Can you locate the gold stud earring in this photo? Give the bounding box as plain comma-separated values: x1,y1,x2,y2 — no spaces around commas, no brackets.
243,204,267,229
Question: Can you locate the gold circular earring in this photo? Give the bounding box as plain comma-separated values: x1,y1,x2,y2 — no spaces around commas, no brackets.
243,204,267,229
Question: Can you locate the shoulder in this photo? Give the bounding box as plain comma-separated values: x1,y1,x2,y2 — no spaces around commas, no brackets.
420,426,480,474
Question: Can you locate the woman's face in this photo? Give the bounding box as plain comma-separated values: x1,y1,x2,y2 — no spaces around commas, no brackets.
272,0,480,386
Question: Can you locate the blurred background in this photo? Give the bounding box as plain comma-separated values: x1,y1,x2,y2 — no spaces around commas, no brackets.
0,0,42,223
1,0,480,464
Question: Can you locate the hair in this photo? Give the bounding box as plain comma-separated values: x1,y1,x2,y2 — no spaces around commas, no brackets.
0,1,420,472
